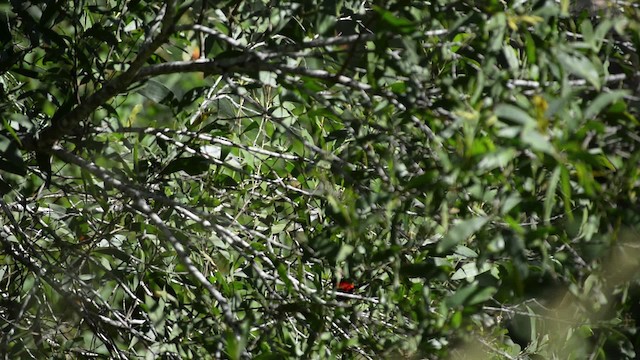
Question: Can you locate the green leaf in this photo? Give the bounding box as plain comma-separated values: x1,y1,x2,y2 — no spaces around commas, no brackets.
502,44,519,71
593,19,614,50
521,128,554,155
560,165,573,220
335,244,354,263
277,263,294,290
405,170,438,190
326,195,351,226
451,263,478,281
495,104,536,127
455,246,478,258
137,79,174,103
83,24,118,46
438,217,488,253
2,118,22,146
501,193,521,215
468,286,497,305
584,90,630,119
451,311,463,328
160,156,210,176
0,178,11,195
445,282,478,308
477,148,517,172
372,6,416,34
93,247,135,262
0,135,26,176
544,166,561,225
226,330,247,360
399,260,442,279
556,50,601,89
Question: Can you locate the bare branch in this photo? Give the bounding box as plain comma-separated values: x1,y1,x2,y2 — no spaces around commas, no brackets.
49,147,241,335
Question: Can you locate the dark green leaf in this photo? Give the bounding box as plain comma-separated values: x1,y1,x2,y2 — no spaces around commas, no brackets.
160,156,210,176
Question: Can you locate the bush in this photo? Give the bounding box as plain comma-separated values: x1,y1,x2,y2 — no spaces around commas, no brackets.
1,1,640,358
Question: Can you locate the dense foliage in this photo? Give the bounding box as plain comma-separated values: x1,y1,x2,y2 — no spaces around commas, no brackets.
2,0,640,358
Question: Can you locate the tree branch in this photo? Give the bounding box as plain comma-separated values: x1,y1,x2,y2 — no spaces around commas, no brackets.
22,1,177,152
49,147,241,331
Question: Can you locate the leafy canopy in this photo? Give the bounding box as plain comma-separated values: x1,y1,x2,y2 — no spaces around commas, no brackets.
2,0,640,359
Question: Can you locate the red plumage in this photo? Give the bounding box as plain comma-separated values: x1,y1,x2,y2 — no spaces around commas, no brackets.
337,280,356,293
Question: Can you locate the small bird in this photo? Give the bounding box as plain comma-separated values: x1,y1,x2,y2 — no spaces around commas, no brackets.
191,47,200,60
336,280,356,293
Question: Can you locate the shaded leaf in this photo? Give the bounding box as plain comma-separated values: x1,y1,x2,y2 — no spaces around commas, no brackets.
160,156,210,176
438,217,488,253
584,90,630,119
